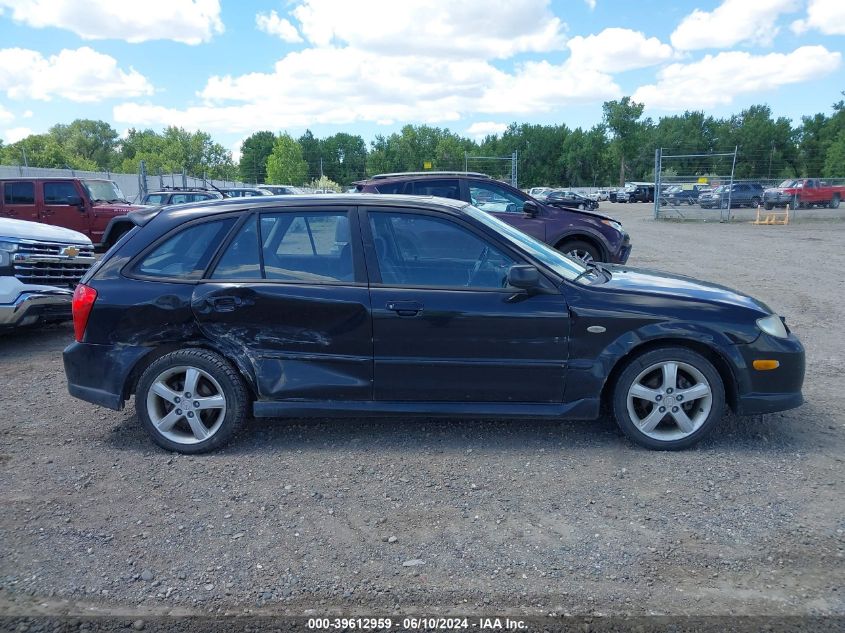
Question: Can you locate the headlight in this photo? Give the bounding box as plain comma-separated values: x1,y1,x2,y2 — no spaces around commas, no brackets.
601,219,623,231
757,314,788,338
0,240,20,252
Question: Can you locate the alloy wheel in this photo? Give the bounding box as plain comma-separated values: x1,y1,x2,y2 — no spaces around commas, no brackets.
626,360,712,441
145,365,227,445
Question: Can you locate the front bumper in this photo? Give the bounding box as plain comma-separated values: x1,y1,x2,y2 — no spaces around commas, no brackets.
0,287,73,329
735,332,805,416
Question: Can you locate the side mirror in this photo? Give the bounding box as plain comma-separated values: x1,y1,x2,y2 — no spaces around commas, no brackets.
66,195,83,207
523,200,539,217
507,264,541,290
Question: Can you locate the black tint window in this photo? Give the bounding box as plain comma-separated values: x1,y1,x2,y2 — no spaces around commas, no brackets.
144,194,168,204
4,182,35,204
410,179,460,199
260,212,352,282
136,218,236,279
375,182,407,194
369,212,514,288
212,216,261,279
43,182,79,204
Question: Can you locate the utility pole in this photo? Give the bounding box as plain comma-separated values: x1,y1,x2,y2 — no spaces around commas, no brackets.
21,147,28,167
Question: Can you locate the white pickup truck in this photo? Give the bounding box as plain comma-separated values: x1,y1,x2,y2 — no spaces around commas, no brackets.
0,217,96,330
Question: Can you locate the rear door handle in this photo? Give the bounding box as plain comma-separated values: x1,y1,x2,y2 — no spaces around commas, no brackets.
385,300,423,317
208,296,242,312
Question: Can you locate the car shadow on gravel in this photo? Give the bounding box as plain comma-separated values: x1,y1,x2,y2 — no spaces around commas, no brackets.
102,400,832,457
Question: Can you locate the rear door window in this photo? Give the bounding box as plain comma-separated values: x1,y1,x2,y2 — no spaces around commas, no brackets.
4,181,35,204
375,182,408,194
409,179,461,199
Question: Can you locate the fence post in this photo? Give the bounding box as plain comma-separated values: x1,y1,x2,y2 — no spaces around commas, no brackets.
654,148,662,219
139,160,148,200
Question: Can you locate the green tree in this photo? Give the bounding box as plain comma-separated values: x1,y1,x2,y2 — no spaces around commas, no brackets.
266,133,308,184
321,132,368,185
298,129,323,180
602,97,647,185
239,131,276,183
49,119,119,169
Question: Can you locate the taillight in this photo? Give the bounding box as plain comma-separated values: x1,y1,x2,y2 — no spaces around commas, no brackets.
72,284,97,342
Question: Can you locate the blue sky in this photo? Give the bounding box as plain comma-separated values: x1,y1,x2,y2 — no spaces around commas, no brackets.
0,0,843,161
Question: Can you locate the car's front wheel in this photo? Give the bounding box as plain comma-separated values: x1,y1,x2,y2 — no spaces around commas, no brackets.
559,239,600,264
612,347,725,450
136,349,249,453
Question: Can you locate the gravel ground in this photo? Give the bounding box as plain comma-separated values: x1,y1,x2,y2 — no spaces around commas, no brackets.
1,203,843,619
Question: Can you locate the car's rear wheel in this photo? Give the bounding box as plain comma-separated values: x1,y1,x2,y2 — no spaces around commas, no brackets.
831,194,840,209
750,196,761,208
136,349,249,454
612,347,725,450
559,239,600,264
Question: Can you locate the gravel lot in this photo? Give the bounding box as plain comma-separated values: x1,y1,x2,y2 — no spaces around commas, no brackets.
1,203,843,620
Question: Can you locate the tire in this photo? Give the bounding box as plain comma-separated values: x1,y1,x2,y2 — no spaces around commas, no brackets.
764,201,774,211
750,196,761,208
792,196,802,210
577,203,585,210
611,346,725,450
559,239,600,264
831,194,841,209
136,348,249,454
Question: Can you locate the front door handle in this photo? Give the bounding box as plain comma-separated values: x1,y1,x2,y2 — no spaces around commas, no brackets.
207,296,242,312
385,300,423,317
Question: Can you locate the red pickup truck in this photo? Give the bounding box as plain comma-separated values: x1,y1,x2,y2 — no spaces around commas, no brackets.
763,178,845,210
0,177,146,251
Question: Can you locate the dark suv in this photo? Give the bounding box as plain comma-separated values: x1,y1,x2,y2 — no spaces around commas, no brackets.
63,194,804,454
354,172,630,264
141,188,223,206
699,183,764,209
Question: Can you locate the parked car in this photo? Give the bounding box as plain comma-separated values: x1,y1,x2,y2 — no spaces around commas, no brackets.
218,187,273,198
595,190,610,201
259,185,304,195
353,172,629,264
609,189,629,203
63,194,805,453
1,217,95,330
699,183,764,209
628,184,655,203
142,188,223,206
545,189,599,211
661,184,707,206
763,178,845,210
1,177,146,251
527,187,553,198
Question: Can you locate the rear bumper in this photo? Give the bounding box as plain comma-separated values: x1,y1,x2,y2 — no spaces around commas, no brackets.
63,341,151,410
0,287,73,329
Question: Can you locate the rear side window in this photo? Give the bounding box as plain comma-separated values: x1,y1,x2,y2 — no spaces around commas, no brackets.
410,179,460,199
44,182,79,204
4,182,35,204
144,193,168,204
135,218,236,279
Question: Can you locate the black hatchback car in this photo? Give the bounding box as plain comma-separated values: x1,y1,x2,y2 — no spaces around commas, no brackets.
64,195,804,453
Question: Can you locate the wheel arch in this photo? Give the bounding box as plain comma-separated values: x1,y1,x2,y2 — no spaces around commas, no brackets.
553,231,607,261
100,216,134,251
599,336,739,414
122,340,259,404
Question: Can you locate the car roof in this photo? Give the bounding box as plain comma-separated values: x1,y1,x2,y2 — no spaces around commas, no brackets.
129,193,471,227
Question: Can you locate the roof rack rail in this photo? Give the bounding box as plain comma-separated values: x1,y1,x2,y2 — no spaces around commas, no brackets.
370,171,491,180
155,185,213,192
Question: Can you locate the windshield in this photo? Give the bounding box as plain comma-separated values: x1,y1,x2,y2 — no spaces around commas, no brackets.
83,179,125,202
779,179,799,188
464,205,588,282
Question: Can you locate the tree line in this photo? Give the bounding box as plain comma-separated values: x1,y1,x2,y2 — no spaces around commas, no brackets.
2,95,844,188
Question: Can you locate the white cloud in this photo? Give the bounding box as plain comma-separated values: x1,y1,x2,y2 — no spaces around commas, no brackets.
671,0,801,51
0,0,223,45
792,0,845,35
289,0,567,59
22,109,33,118
256,10,303,42
567,28,673,72
4,126,33,143
0,46,154,102
632,45,841,110
584,0,596,9
114,45,620,134
466,122,508,138
0,105,13,123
